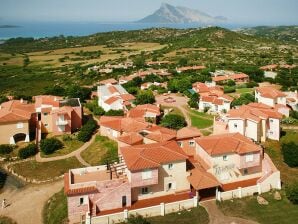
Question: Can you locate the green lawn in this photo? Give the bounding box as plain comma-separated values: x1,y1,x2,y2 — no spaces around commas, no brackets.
188,109,214,129
236,88,254,94
262,131,298,184
81,135,118,166
148,206,209,224
218,191,298,224
11,157,83,181
201,130,212,136
43,188,68,224
161,106,184,117
41,135,84,158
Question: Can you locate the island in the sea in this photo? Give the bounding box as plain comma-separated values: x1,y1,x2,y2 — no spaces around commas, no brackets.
0,25,20,28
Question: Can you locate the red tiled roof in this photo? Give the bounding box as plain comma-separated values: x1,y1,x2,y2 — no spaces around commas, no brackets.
176,127,202,140
256,87,286,99
201,96,224,105
195,133,262,156
212,73,248,82
144,126,177,142
117,132,143,145
120,141,188,171
260,64,278,71
187,168,220,190
0,100,35,123
34,95,62,108
222,177,260,191
99,78,118,85
108,85,119,94
127,104,160,118
104,96,120,105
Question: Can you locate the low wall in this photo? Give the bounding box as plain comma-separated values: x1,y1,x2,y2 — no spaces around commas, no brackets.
87,197,198,224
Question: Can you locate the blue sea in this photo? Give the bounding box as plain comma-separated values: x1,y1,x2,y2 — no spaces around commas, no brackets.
0,22,243,40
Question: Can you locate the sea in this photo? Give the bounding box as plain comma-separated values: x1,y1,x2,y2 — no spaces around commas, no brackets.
0,22,244,41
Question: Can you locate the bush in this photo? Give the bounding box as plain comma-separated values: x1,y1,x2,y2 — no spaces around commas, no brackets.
86,100,105,116
40,138,64,155
224,86,236,93
161,114,187,130
18,144,37,159
77,118,98,142
105,110,124,116
281,142,298,167
286,182,298,204
0,145,14,155
135,90,155,105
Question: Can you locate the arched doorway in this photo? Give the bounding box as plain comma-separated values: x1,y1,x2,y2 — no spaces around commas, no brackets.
10,133,29,145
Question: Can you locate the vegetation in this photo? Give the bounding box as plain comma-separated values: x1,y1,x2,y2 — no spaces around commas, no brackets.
286,182,298,205
135,90,156,105
18,143,37,159
188,109,214,129
40,138,64,155
281,142,298,167
187,93,199,109
0,145,14,155
77,118,98,142
0,171,7,189
218,191,298,224
43,188,68,224
231,93,255,108
81,135,118,166
0,216,17,224
85,99,105,116
161,114,187,130
127,215,150,224
11,157,82,181
105,109,124,116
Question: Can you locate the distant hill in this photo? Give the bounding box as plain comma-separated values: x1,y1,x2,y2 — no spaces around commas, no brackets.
137,3,227,24
0,25,20,28
239,26,298,43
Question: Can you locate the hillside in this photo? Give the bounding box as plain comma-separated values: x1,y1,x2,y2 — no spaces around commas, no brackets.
239,26,298,43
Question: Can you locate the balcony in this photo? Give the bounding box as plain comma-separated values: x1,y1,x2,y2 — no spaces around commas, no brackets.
56,120,68,126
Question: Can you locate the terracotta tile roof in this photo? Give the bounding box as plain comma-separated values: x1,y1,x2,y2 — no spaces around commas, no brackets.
260,64,278,71
108,85,119,94
120,141,188,171
256,87,286,99
192,82,210,93
144,126,177,142
120,94,135,101
117,132,143,145
34,95,62,108
222,177,260,191
64,173,99,196
99,116,149,133
187,168,220,190
0,100,35,123
177,65,206,72
127,104,160,118
104,96,121,105
212,73,248,82
195,133,262,156
176,127,202,140
201,96,224,105
220,94,234,102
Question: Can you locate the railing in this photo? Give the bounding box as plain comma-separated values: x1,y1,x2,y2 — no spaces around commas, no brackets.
56,120,68,125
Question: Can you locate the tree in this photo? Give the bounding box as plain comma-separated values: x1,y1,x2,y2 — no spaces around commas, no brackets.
65,85,91,102
231,93,254,108
40,138,64,155
44,85,66,96
77,118,98,142
227,80,236,86
133,56,145,67
105,110,124,116
0,96,9,104
187,93,199,109
135,90,155,105
143,74,162,83
161,114,187,130
282,142,298,167
86,100,105,116
178,58,188,66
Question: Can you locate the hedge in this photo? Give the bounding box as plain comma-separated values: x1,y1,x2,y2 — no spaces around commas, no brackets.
18,143,37,159
40,138,64,155
281,142,298,167
77,118,98,142
0,144,14,155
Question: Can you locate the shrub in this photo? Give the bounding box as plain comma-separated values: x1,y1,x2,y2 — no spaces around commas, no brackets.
0,145,14,155
85,100,105,116
105,110,124,116
77,118,98,142
286,182,298,204
135,90,155,105
161,114,187,130
281,142,298,167
18,144,37,159
40,138,64,155
224,86,236,93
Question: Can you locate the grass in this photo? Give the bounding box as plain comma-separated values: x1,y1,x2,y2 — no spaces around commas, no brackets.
201,130,212,136
0,216,17,224
236,88,253,94
41,135,84,158
188,109,214,129
262,130,298,184
81,135,118,166
43,188,68,224
161,106,184,117
218,191,298,224
148,206,209,224
11,157,83,181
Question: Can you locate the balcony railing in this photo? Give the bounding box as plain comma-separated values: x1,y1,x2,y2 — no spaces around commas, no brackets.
56,120,68,126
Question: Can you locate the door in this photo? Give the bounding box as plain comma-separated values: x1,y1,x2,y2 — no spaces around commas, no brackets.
122,196,127,207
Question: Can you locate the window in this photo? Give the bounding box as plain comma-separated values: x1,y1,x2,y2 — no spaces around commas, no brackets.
177,141,183,147
16,122,23,129
270,119,273,123
79,197,84,205
223,155,228,161
168,163,173,170
244,169,248,175
141,187,149,195
44,124,48,127
168,183,172,190
142,169,152,180
189,141,195,147
234,123,238,128
43,113,48,116
245,154,254,162
167,182,176,191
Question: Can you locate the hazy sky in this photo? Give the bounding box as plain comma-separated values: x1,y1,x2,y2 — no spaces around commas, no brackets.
0,0,297,25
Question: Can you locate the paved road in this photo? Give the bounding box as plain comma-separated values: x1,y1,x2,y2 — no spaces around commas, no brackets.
0,180,64,224
201,200,259,224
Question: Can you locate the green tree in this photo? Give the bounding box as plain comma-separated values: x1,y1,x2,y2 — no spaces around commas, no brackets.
65,85,91,102
135,90,155,105
40,138,64,155
105,110,124,116
161,114,187,130
133,56,145,67
286,182,298,204
282,142,298,167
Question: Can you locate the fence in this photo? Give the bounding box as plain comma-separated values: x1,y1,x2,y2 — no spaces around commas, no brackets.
216,171,281,201
86,196,198,224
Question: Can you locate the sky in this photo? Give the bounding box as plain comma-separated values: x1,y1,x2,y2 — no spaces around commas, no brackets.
0,0,297,25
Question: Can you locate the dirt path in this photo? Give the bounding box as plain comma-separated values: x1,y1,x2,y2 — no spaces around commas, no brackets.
201,200,259,224
35,130,98,165
0,180,63,224
178,105,192,127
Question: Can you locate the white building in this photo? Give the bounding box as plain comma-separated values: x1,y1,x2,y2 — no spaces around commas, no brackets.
199,95,233,113
97,84,135,112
